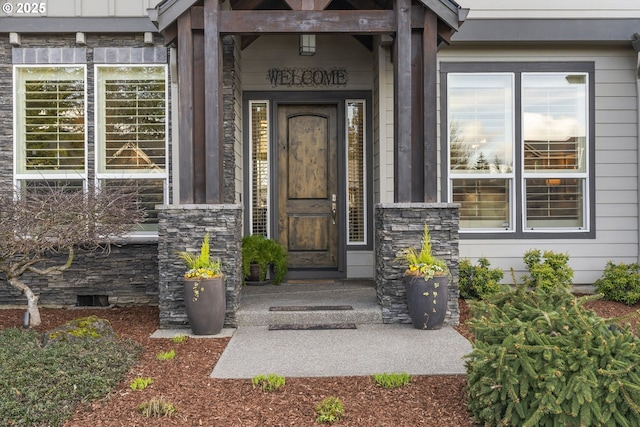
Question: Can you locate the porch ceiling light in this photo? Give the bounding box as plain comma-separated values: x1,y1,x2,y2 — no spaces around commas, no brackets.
299,34,316,56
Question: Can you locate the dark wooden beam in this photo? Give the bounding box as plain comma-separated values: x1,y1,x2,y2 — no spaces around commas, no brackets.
241,35,261,49
218,10,395,33
423,9,438,202
411,29,424,202
193,30,206,203
163,22,178,46
394,0,412,202
177,11,195,204
204,0,224,203
437,19,452,45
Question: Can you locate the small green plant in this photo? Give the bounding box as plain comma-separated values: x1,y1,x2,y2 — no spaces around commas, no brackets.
396,224,448,280
241,234,288,284
172,334,189,344
459,257,505,300
372,372,411,389
521,249,573,291
594,261,640,305
315,396,345,423
251,373,286,392
138,397,176,417
177,232,223,279
130,377,153,391
156,349,175,361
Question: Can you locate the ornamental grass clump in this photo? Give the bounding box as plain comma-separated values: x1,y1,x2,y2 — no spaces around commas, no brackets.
177,232,222,279
466,284,640,427
396,224,448,280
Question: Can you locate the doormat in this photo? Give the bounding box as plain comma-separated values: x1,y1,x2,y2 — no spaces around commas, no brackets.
269,305,353,312
285,279,337,285
268,323,357,330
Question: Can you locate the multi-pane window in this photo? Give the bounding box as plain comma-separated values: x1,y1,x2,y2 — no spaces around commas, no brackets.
346,100,366,244
445,64,592,235
95,66,167,231
250,101,269,237
14,66,87,187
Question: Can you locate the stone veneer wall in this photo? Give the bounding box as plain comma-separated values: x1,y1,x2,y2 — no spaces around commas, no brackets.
0,244,159,306
375,203,460,325
157,205,243,329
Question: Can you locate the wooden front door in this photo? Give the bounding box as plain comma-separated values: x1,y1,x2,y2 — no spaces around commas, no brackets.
277,104,339,270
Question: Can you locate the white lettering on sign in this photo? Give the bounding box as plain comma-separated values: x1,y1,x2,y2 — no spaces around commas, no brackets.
267,68,348,88
3,2,46,14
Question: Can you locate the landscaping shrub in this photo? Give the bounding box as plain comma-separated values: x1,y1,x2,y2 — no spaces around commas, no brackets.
252,374,286,392
458,257,505,300
466,285,640,427
594,261,640,305
522,249,573,290
0,327,141,427
315,396,345,423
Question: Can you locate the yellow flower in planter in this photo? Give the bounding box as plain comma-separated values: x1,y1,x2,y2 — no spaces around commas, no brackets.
396,225,449,280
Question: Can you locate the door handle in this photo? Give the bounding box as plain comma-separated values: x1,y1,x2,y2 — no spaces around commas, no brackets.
331,194,337,225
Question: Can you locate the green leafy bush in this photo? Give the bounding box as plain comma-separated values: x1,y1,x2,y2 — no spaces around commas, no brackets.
466,285,640,427
315,396,345,423
130,377,153,391
252,374,286,392
156,349,175,360
372,372,411,389
522,249,573,290
594,261,640,305
0,327,141,427
459,257,505,300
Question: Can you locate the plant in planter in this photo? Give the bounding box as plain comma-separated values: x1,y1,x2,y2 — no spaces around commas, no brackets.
177,233,225,335
396,224,450,330
241,234,288,285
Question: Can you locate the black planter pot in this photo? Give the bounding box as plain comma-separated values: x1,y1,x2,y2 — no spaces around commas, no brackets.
403,274,449,330
244,263,271,286
183,277,226,335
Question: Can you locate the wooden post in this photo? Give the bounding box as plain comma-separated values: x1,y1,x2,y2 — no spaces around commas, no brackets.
423,9,438,202
394,0,412,202
204,0,224,203
177,11,195,204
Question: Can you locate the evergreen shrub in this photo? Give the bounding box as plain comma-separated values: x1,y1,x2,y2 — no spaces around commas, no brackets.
466,285,640,427
458,257,504,300
522,249,573,291
594,261,640,305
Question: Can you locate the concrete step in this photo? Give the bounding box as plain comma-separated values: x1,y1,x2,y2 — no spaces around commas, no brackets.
236,280,383,327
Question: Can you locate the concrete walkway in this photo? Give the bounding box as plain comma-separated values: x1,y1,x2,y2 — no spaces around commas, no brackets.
152,281,473,379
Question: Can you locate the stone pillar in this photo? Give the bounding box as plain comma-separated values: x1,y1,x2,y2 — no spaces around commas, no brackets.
375,203,460,325
157,204,243,329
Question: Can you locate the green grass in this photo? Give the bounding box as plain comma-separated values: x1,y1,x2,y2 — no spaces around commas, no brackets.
0,327,142,427
372,372,411,389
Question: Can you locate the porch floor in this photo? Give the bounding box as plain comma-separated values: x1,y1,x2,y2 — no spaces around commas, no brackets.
236,279,383,327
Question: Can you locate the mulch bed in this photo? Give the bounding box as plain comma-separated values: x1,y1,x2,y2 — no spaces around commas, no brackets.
0,295,638,426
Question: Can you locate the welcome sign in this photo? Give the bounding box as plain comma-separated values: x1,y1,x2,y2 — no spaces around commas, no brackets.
267,67,348,88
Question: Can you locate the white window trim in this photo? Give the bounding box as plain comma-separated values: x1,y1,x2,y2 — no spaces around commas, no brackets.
248,100,270,238
447,72,516,233
13,64,88,187
345,99,368,245
94,64,169,236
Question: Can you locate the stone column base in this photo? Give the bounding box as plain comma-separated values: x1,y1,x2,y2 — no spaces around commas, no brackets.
157,204,243,329
374,203,460,325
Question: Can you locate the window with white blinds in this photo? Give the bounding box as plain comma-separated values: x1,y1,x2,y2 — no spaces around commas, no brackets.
347,100,366,244
250,101,269,237
96,66,168,231
445,66,591,235
14,66,86,179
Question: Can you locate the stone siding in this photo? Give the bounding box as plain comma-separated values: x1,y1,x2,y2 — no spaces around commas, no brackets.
0,34,168,307
157,205,243,329
375,203,460,325
0,244,159,306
